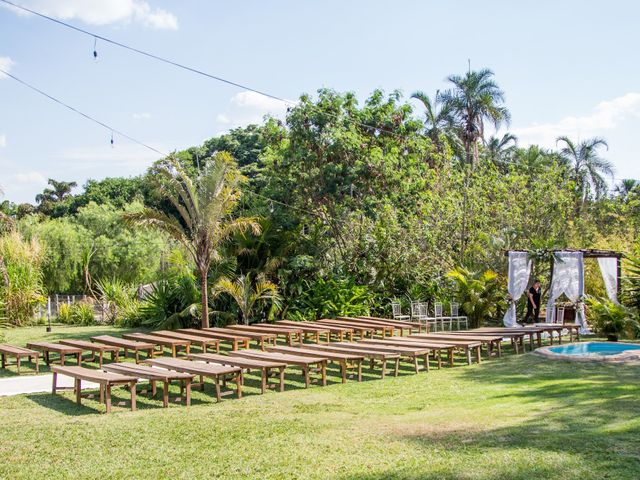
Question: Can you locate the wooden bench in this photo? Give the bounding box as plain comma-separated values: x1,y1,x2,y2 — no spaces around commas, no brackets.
224,325,301,346
122,333,190,357
51,365,138,413
0,344,39,374
254,323,331,344
315,319,375,339
146,357,242,402
374,336,480,366
59,339,120,367
230,350,327,388
417,333,503,357
188,353,287,394
267,345,364,382
152,330,220,353
103,363,194,407
204,327,279,349
26,342,83,366
302,343,400,379
351,340,434,371
468,328,532,352
320,318,394,338
177,328,250,351
339,316,414,336
276,320,354,342
91,335,156,363
356,316,426,333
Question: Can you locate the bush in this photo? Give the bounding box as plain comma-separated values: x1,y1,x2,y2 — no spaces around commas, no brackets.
0,231,46,325
287,276,376,320
135,273,200,329
586,296,638,339
446,267,505,328
57,301,96,326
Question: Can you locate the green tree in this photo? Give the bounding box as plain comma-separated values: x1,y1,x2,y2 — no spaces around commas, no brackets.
556,136,614,214
410,90,456,165
443,69,510,165
126,152,260,328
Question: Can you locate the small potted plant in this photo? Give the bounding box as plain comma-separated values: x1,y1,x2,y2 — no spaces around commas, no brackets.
585,296,638,342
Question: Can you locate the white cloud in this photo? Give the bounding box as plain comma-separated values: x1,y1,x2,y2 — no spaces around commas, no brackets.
216,90,291,129
514,92,640,147
5,0,178,30
12,171,47,185
54,143,163,169
0,134,6,147
0,56,14,78
132,112,151,120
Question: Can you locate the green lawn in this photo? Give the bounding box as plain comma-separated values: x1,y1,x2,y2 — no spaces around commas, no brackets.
0,326,639,479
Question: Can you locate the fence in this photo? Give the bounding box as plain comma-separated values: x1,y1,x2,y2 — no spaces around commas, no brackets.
37,294,111,324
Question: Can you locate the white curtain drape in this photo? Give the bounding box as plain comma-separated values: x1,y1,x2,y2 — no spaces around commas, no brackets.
597,257,619,304
503,251,532,327
546,251,589,334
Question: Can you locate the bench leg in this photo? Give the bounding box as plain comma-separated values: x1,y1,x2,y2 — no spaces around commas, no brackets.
52,372,58,394
321,362,327,386
466,349,472,365
17,355,21,374
60,353,66,366
357,360,362,381
75,378,82,405
130,381,137,411
98,351,104,368
105,385,112,413
279,367,285,392
185,379,191,406
1,353,5,370
45,351,50,365
380,359,386,379
449,350,454,367
424,353,430,372
200,375,205,392
303,366,310,388
236,373,242,398
340,361,347,383
76,352,81,366
476,346,482,364
393,358,399,377
162,381,169,407
413,356,419,374
99,384,105,404
35,354,39,374
214,377,221,402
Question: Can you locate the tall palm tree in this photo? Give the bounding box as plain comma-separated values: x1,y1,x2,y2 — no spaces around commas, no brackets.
443,69,510,165
126,152,261,328
483,132,517,166
212,273,281,324
556,136,614,213
614,179,639,199
410,90,456,165
35,179,77,204
512,144,557,173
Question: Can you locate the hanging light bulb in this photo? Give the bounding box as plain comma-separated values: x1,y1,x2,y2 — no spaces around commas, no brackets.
110,131,114,147
93,37,98,59
269,200,274,214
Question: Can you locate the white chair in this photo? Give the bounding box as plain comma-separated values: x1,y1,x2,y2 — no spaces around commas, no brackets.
434,302,452,331
420,302,438,331
556,305,565,324
391,302,410,321
450,302,468,330
410,301,424,323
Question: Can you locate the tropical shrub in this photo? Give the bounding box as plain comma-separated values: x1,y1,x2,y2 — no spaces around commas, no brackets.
95,278,136,324
287,276,376,320
446,267,504,328
57,301,96,326
134,273,201,330
586,296,638,339
0,231,46,325
212,273,281,324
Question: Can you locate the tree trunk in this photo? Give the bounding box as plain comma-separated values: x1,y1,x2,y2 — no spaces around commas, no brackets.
199,267,209,329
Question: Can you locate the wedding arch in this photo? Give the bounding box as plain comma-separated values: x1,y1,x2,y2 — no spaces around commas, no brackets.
503,249,622,334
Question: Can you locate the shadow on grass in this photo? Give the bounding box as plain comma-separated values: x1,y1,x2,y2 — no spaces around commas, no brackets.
343,354,640,480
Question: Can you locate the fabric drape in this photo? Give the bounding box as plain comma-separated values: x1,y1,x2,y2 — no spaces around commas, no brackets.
546,251,588,334
503,251,532,327
597,257,619,304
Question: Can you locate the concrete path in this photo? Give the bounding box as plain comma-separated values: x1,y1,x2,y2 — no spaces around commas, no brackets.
0,373,98,397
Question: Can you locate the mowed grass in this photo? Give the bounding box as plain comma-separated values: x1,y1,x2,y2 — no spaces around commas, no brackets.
0,326,639,479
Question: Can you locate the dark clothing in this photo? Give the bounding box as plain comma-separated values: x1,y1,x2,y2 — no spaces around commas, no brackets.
523,286,541,324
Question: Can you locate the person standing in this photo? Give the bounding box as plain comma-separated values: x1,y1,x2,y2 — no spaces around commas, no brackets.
523,280,542,324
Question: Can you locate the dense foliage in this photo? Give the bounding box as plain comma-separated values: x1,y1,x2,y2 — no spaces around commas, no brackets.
1,68,639,327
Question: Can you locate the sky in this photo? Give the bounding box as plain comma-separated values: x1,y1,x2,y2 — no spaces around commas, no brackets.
1,0,639,203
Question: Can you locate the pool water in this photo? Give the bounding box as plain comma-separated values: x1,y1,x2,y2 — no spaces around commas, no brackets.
548,342,640,356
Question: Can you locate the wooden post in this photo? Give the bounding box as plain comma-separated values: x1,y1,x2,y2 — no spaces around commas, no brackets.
616,256,622,298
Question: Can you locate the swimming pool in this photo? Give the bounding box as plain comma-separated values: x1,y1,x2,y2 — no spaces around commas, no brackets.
535,342,640,363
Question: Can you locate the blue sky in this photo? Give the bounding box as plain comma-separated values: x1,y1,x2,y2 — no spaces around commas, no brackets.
1,0,639,203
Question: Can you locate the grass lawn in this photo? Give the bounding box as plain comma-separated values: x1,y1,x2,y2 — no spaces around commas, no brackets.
0,326,639,479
